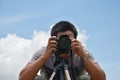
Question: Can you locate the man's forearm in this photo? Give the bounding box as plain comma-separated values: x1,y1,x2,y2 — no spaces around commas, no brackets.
84,58,106,80
19,55,47,80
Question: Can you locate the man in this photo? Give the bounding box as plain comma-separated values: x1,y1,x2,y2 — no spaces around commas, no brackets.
19,21,106,80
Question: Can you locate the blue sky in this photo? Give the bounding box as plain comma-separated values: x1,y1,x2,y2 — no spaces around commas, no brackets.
0,0,120,80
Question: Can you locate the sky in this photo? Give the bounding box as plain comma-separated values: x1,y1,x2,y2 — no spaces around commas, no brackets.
0,0,120,80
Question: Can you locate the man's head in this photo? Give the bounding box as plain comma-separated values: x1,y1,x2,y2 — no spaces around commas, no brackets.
51,21,78,39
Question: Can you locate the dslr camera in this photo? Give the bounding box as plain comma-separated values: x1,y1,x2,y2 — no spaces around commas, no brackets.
56,35,71,53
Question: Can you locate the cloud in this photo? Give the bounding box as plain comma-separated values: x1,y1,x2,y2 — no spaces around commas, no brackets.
0,30,87,80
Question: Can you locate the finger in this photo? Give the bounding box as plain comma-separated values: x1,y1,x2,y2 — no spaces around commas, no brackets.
47,45,57,53
47,37,57,47
48,36,56,42
47,41,58,49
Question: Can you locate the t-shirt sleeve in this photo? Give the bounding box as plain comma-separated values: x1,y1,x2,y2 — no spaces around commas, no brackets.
29,47,46,62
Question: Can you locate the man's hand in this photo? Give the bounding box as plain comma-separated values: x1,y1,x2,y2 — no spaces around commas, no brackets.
44,36,58,60
71,39,86,58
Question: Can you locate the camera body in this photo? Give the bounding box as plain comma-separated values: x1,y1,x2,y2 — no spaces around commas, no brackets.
56,35,71,53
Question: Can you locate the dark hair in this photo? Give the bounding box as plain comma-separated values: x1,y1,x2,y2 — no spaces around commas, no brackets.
51,21,78,38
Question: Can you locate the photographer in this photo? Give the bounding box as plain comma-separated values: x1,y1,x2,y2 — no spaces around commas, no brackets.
19,21,106,80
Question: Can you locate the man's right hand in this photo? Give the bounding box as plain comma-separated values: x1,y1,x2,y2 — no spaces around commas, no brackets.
43,36,58,60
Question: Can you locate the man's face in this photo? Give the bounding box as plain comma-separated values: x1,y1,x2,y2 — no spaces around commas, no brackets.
56,31,74,39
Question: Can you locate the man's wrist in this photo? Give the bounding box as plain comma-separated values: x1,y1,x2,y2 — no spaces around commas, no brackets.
83,53,91,61
41,55,48,61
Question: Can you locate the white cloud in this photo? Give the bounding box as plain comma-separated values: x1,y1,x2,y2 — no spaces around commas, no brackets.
77,29,88,46
0,30,87,80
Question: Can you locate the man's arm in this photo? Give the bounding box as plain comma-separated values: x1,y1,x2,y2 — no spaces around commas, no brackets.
19,36,57,80
71,39,106,80
83,54,106,80
19,55,47,80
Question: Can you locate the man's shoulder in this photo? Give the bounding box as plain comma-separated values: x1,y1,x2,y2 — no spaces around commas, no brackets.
30,47,46,62
35,47,46,55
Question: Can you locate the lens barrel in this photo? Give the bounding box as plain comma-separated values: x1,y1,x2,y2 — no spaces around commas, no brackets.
57,35,71,52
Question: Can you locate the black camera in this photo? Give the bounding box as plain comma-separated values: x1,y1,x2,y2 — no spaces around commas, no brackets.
56,35,71,53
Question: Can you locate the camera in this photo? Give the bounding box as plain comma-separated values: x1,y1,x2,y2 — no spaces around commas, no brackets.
56,35,71,53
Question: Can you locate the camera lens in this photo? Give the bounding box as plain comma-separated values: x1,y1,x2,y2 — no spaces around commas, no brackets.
57,35,71,50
